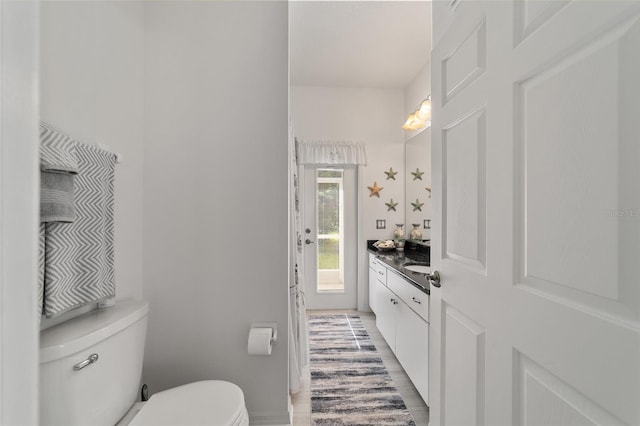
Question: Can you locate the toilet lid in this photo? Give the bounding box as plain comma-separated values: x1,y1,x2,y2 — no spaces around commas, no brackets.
129,380,248,426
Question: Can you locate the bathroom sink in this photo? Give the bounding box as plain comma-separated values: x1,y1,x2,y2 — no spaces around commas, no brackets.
404,264,431,274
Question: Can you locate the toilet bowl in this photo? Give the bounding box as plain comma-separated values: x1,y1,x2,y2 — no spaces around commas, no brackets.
39,300,249,426
118,381,249,426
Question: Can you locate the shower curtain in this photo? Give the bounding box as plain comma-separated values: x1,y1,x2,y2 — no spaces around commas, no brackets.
288,136,368,392
289,126,309,393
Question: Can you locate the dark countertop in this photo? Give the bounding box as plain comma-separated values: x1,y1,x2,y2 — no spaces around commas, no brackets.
367,240,431,295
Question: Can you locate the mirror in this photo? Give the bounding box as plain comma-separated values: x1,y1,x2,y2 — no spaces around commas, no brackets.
405,128,431,244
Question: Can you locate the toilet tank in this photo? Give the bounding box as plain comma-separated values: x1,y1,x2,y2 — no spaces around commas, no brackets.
40,299,149,426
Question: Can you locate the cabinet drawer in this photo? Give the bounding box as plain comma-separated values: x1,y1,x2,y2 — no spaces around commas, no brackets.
369,254,387,284
387,270,429,322
368,253,377,269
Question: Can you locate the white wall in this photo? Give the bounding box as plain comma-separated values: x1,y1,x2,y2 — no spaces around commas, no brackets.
291,86,405,311
40,1,146,302
291,86,406,240
0,1,40,423
143,2,290,423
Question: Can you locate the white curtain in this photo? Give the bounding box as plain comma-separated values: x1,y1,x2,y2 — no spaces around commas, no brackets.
289,127,309,393
296,140,367,166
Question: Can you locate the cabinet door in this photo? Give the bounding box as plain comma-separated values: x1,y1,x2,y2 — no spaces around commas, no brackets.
368,267,377,313
396,300,429,405
375,281,397,352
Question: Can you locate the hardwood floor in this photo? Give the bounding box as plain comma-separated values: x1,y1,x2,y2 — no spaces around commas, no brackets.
291,310,429,425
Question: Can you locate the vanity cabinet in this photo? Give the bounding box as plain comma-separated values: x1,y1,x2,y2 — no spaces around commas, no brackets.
376,281,398,352
367,253,429,405
368,254,387,313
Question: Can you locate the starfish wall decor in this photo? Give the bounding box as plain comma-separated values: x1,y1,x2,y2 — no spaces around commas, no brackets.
411,198,424,211
368,181,383,197
411,168,424,181
385,199,398,212
425,187,432,198
384,167,398,180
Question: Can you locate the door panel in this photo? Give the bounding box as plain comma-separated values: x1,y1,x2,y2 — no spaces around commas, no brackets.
442,106,486,271
442,19,486,106
514,0,570,44
514,352,624,426
430,2,640,426
303,165,357,309
443,305,485,426
515,11,640,320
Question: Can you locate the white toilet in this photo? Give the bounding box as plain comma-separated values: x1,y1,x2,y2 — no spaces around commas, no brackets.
39,299,249,426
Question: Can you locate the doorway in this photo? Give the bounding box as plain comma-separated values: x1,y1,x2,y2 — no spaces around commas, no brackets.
303,165,357,310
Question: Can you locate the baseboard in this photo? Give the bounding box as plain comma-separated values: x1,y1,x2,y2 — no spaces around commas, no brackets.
249,403,293,426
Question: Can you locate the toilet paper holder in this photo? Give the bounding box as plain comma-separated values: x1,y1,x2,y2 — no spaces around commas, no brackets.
250,322,278,344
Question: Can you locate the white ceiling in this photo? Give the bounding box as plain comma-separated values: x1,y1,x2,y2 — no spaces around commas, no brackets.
289,1,432,89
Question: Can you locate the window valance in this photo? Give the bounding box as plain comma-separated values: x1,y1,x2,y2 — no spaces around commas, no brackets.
296,140,367,166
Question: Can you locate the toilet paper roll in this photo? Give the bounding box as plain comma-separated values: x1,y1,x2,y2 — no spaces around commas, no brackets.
248,327,273,356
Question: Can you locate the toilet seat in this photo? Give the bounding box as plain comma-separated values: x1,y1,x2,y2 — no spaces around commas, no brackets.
127,380,249,426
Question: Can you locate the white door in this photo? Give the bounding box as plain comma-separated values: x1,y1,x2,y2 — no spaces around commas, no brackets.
303,165,357,310
430,1,640,425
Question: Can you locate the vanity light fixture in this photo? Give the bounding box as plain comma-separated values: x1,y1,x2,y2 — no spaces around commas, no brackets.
402,95,432,131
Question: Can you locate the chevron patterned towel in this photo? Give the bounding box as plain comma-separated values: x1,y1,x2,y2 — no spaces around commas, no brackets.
43,141,117,318
41,171,76,223
40,123,79,173
40,143,78,173
40,123,79,223
38,223,45,319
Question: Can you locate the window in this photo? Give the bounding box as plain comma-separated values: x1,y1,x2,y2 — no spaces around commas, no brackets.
316,168,344,292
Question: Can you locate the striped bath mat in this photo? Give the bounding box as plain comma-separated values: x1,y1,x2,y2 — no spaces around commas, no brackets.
308,314,416,425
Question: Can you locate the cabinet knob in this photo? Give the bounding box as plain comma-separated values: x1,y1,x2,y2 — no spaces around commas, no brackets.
390,298,398,305
412,297,422,304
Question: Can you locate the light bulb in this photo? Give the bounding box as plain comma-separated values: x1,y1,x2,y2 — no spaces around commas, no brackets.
403,113,417,130
420,98,431,113
415,108,429,121
411,118,426,129
416,99,431,119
